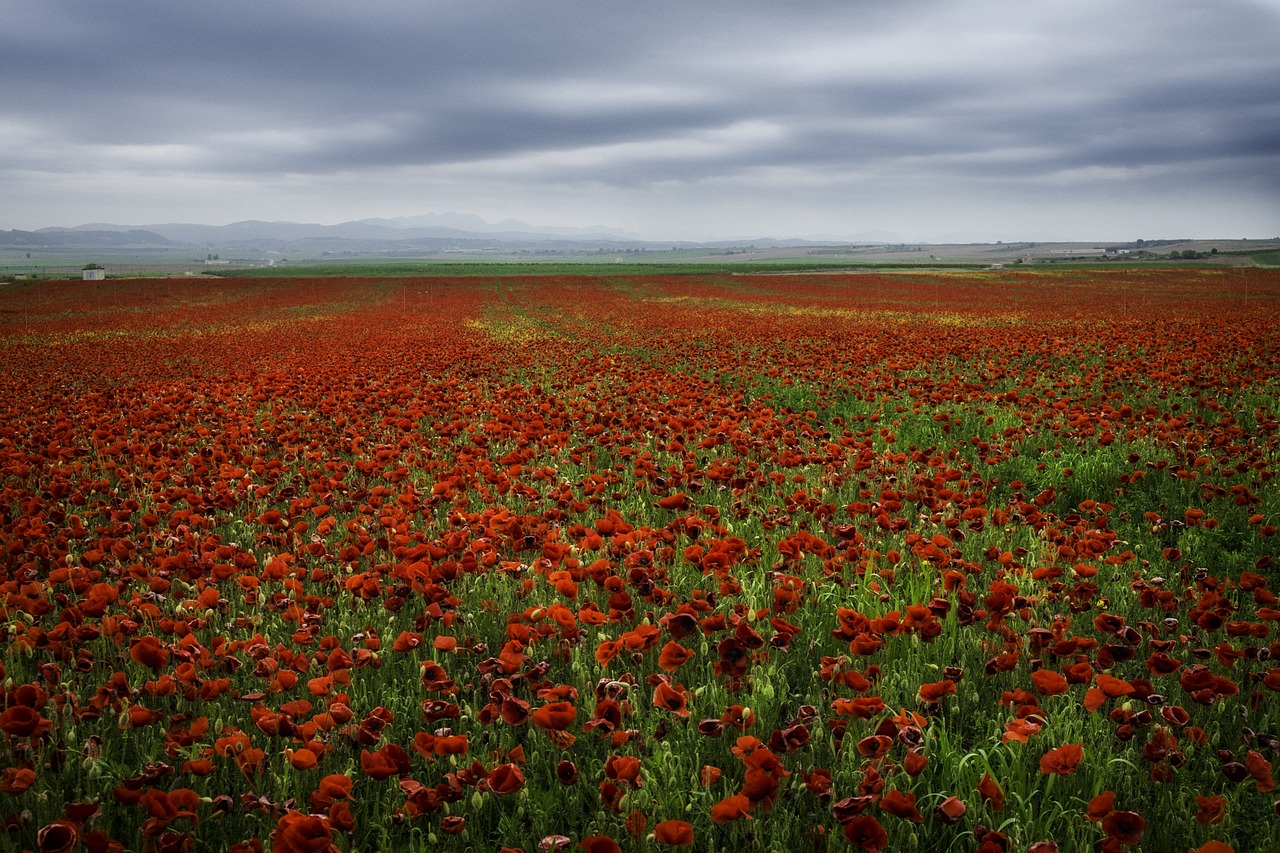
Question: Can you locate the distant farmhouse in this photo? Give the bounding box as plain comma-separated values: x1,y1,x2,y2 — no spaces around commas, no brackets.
82,264,105,281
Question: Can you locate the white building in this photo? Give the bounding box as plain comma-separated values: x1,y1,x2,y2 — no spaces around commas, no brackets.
82,268,106,281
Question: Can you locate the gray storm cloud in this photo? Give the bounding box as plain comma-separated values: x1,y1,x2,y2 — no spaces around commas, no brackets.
2,0,1277,240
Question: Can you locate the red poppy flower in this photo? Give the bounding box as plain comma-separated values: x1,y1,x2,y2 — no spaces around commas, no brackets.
36,821,78,853
438,732,473,756
843,815,888,852
1087,686,1118,713
532,701,577,731
604,755,642,787
359,744,409,780
709,793,753,823
742,766,781,810
1194,794,1227,824
879,789,923,822
286,748,319,771
653,819,694,846
1100,810,1145,846
1086,791,1115,822
918,679,957,703
392,631,423,652
487,763,525,794
272,811,331,853
624,809,647,839
721,705,756,730
595,640,623,667
556,760,579,785
1002,718,1043,744
1039,743,1084,775
309,774,353,812
1030,669,1069,696
130,636,170,671
832,697,886,719
0,767,37,795
129,705,165,727
1095,673,1135,698
700,765,722,788
501,696,531,726
831,795,874,825
855,735,893,758
578,836,621,853
804,767,833,801
1246,750,1276,792
934,795,965,825
658,641,694,672
652,681,691,717
978,773,1005,810
770,723,810,753
0,706,51,738
599,779,625,814
696,718,725,737
182,759,215,776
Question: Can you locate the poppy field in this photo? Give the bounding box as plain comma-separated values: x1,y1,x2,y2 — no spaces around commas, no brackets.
1,268,1279,852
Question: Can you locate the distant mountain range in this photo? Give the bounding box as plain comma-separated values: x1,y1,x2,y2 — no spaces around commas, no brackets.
0,214,899,254
0,228,180,249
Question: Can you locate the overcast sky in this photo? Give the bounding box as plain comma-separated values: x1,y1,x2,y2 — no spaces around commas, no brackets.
3,0,1278,241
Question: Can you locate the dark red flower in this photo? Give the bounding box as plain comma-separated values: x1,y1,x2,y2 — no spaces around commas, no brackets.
653,819,694,846
37,821,78,853
978,773,1005,810
532,701,577,731
1100,810,1146,846
578,836,621,853
934,795,966,825
487,763,525,794
879,789,923,822
843,815,888,851
709,793,753,823
359,744,409,780
1039,743,1084,775
556,760,579,785
272,811,331,853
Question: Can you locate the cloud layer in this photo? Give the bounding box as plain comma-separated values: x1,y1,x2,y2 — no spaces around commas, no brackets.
3,0,1278,240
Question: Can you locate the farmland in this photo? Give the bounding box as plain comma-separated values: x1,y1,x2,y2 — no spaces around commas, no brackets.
1,268,1278,852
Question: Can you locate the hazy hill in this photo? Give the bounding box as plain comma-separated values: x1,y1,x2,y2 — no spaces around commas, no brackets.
2,229,176,248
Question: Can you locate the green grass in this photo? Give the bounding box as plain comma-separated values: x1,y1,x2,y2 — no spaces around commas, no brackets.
208,260,1001,278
